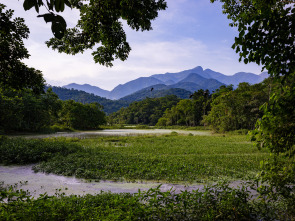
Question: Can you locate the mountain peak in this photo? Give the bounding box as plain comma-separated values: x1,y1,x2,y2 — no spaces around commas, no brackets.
192,66,204,72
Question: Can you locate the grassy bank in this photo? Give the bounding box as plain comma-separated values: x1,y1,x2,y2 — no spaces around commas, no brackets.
0,133,268,183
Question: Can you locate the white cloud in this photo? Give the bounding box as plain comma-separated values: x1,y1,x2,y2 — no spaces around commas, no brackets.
23,37,262,91
5,0,263,91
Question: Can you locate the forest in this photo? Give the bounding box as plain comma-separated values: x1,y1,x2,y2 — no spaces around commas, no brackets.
110,80,270,133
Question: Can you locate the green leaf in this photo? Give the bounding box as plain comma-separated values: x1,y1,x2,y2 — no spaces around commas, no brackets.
51,15,67,39
37,13,55,23
60,0,65,12
34,3,39,13
23,0,36,11
55,0,61,12
64,0,72,8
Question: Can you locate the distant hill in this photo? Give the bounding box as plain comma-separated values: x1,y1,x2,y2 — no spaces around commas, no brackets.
63,83,110,98
178,73,224,91
152,66,206,83
47,86,129,114
108,77,163,100
169,82,202,93
61,66,269,100
119,84,192,102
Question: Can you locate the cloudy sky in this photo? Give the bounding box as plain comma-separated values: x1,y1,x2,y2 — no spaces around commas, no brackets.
4,0,262,91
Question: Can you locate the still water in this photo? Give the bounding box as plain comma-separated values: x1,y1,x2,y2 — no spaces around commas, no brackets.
0,165,206,197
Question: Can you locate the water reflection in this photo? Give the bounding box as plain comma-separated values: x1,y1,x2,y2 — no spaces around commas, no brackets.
12,129,211,139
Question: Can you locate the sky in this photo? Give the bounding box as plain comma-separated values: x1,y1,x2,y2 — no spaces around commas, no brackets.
3,0,263,91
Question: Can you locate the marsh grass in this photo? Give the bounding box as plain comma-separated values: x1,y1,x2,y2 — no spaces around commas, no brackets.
0,133,268,183
1,134,294,220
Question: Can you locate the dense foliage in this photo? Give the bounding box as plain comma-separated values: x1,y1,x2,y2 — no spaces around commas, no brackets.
213,0,295,79
2,181,293,220
204,82,269,132
109,95,180,125
0,4,44,94
157,89,211,127
212,0,295,205
0,87,106,133
110,83,269,132
0,88,61,132
119,87,192,102
49,86,129,114
0,6,106,133
60,100,106,130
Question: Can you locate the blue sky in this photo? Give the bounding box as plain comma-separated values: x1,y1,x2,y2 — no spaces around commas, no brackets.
4,0,262,90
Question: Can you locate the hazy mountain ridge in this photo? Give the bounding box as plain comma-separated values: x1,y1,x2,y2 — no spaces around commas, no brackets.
108,77,163,100
119,84,192,102
63,66,268,100
63,83,110,98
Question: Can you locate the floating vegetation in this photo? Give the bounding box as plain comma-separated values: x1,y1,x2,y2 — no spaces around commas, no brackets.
1,134,268,183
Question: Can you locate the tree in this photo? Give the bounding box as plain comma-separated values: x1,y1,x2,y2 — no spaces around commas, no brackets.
213,0,295,205
0,4,45,94
19,0,167,66
211,0,295,154
60,100,106,129
212,0,295,79
203,82,268,132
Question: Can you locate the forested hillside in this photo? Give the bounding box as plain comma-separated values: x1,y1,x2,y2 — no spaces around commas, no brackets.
119,86,192,102
48,86,130,114
110,80,270,132
109,95,180,125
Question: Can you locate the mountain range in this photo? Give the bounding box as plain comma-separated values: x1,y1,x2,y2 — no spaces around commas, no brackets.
63,66,268,100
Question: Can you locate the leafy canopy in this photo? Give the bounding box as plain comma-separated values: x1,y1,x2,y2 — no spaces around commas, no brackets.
211,0,295,79
212,0,295,191
0,4,45,94
20,0,167,66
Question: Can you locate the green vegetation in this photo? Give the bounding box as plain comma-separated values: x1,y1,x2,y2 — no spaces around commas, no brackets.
119,87,192,102
157,89,211,127
0,135,268,182
110,95,180,125
0,88,106,133
49,86,129,114
203,82,269,132
2,181,294,220
0,5,106,134
110,82,269,132
2,1,295,219
0,137,81,164
0,4,44,94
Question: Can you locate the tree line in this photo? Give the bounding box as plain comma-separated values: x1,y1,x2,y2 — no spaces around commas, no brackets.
0,87,106,133
110,80,271,133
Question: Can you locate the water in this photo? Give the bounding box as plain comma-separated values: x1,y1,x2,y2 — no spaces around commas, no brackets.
2,130,252,198
13,129,212,139
0,165,207,197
